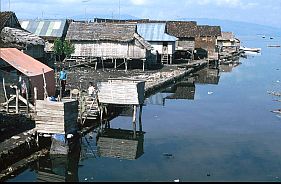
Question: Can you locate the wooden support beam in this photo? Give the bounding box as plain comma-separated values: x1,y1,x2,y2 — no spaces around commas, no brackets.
142,59,145,72
114,59,117,69
132,105,137,139
100,105,104,131
34,87,38,111
124,58,127,72
16,88,19,114
139,105,143,132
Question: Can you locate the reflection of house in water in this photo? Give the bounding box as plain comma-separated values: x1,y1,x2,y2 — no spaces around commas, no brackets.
194,67,220,85
219,62,241,73
165,82,196,100
96,128,145,160
36,145,81,182
144,92,173,106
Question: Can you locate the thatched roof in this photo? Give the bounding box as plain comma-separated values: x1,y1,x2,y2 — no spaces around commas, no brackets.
0,27,45,49
0,11,21,30
66,22,137,42
217,32,234,41
166,21,198,38
197,25,221,37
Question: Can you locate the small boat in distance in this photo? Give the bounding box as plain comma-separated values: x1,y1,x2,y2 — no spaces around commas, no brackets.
240,46,262,53
268,45,281,48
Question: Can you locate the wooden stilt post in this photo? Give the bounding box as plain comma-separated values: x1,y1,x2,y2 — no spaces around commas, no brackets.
16,87,19,113
139,105,143,132
114,59,117,69
34,87,38,111
124,58,127,72
100,105,104,131
132,105,137,139
102,57,104,71
95,60,98,71
142,59,145,72
26,84,29,113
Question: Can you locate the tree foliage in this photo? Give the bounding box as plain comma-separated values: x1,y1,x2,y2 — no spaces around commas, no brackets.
53,38,75,62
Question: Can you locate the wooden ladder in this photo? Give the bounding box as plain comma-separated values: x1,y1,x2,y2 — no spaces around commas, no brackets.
161,54,169,64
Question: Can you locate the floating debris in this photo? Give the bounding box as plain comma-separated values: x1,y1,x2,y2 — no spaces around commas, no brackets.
163,153,174,159
208,92,214,95
11,136,20,140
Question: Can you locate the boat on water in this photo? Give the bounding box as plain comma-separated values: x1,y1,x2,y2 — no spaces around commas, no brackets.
240,46,261,53
268,45,281,48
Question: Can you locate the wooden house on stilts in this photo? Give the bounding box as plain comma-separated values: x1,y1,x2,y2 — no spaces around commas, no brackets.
195,25,222,61
166,21,198,62
137,23,177,65
65,22,152,71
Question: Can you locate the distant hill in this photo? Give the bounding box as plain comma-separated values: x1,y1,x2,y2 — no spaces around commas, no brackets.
70,13,140,21
180,18,281,37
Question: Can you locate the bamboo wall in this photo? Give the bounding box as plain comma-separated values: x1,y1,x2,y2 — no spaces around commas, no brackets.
72,41,147,59
35,100,79,134
97,79,145,105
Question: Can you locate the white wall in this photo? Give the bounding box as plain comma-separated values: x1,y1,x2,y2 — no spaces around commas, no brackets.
149,41,175,55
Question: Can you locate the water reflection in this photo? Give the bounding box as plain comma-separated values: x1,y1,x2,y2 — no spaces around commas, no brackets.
165,81,196,100
96,128,145,160
194,67,220,85
36,141,81,182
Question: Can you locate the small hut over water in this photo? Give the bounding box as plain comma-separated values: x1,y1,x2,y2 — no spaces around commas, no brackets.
217,32,240,52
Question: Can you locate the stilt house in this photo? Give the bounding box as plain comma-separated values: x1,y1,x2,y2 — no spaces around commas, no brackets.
195,25,222,60
166,21,198,60
137,23,177,64
65,22,152,66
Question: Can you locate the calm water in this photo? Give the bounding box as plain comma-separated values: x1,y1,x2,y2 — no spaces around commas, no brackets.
7,35,281,182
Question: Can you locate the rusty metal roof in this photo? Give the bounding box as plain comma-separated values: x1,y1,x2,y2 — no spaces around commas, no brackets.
0,48,53,76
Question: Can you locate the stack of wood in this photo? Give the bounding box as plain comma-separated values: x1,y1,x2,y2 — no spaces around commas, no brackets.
35,100,79,134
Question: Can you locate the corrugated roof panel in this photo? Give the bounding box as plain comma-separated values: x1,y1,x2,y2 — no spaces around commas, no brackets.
137,23,177,42
19,19,66,38
0,48,53,76
45,22,54,37
35,21,44,35
39,21,50,36
21,21,29,29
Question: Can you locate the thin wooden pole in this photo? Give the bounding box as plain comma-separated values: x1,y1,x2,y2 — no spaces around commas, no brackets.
132,105,137,139
34,87,38,111
139,105,143,132
26,83,29,113
142,59,145,72
114,59,117,69
124,58,127,72
100,105,104,131
16,87,19,113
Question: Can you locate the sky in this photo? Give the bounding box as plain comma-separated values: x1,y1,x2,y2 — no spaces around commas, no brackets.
1,0,281,28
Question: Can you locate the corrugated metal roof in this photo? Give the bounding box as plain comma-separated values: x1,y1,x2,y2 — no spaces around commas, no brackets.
137,23,177,42
19,19,67,38
0,48,53,76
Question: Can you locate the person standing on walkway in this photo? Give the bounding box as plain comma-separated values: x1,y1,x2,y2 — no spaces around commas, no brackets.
59,68,67,97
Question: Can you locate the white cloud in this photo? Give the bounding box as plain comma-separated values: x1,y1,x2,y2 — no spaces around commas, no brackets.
130,0,147,6
185,0,258,8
